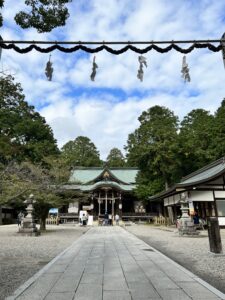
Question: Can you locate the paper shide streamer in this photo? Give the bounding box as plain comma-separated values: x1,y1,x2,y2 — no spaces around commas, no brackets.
181,56,191,82
90,56,98,81
45,54,53,81
137,55,147,81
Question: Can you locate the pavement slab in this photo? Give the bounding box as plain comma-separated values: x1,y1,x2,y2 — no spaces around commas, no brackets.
6,226,225,300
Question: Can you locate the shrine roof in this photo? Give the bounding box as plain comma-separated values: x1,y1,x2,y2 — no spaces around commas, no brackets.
149,157,225,201
69,167,138,185
64,181,136,192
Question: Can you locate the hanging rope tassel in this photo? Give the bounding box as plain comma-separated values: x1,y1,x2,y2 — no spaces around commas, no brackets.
0,35,3,62
90,56,98,81
137,55,147,81
45,54,53,81
221,33,225,68
181,55,191,82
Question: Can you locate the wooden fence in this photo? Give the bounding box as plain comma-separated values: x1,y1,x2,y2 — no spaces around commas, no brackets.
46,217,58,225
153,216,171,226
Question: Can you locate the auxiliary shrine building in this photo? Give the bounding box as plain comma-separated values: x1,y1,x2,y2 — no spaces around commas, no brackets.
60,166,155,221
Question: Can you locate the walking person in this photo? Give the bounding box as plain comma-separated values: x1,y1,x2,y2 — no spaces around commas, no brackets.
104,211,109,226
81,213,87,226
17,212,24,227
115,214,119,225
108,214,112,226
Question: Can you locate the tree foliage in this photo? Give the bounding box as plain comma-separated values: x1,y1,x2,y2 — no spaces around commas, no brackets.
0,158,72,229
0,75,59,163
106,148,125,167
61,136,102,167
125,100,225,201
211,99,225,159
125,106,180,199
179,109,214,175
1,0,72,32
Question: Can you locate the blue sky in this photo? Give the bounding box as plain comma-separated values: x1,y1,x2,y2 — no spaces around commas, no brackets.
1,0,225,159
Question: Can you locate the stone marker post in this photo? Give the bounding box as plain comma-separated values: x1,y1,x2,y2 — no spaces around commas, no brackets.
207,217,223,254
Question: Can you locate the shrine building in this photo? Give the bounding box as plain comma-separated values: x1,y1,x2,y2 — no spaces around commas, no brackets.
60,166,156,222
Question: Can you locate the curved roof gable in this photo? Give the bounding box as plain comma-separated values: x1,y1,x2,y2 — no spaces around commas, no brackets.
69,167,139,185
69,168,103,184
110,169,138,184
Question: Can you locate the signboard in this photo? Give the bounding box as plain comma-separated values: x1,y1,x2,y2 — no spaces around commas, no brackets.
83,205,92,210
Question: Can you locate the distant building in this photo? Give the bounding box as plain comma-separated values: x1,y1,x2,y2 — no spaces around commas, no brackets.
60,166,157,222
150,157,225,226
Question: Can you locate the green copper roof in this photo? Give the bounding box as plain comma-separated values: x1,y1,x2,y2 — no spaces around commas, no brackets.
110,169,138,184
80,181,136,192
69,169,103,183
69,167,138,184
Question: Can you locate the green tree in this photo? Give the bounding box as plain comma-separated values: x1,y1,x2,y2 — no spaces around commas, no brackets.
0,158,72,229
61,136,101,167
179,109,214,175
0,0,72,32
211,99,225,159
106,148,125,167
0,75,59,163
125,105,180,199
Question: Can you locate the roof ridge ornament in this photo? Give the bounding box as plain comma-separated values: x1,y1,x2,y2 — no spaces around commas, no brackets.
103,171,110,180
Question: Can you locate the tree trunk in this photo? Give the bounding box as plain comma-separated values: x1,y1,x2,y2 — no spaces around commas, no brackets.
165,180,169,190
40,217,46,231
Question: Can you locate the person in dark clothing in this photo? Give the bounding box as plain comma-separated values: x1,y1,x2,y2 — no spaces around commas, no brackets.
104,212,109,226
81,213,87,226
193,212,200,225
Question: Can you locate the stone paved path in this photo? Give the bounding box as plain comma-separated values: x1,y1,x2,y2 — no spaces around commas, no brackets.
7,227,225,300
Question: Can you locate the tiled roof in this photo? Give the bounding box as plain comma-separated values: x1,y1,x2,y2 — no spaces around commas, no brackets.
63,181,136,192
69,167,138,184
149,157,225,201
69,169,103,184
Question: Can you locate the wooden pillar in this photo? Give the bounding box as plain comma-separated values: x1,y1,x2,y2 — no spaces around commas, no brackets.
174,204,177,220
105,190,108,213
158,202,163,216
0,205,2,225
208,217,223,253
112,191,114,217
90,194,94,216
119,192,122,219
98,192,101,216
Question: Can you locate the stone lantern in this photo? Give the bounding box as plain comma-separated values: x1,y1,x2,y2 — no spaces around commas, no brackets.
178,193,198,236
18,194,40,236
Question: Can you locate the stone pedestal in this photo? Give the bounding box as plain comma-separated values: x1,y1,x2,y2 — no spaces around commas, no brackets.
18,194,40,236
178,199,199,236
208,217,223,254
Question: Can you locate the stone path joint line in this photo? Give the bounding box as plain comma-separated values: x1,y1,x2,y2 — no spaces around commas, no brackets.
6,227,225,300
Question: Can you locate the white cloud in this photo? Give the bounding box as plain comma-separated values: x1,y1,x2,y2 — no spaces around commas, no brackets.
1,0,225,160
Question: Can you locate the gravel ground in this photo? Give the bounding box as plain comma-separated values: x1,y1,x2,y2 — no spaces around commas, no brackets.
0,224,88,300
126,224,225,294
1,224,225,300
